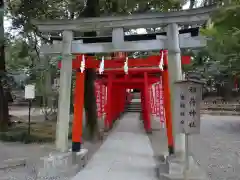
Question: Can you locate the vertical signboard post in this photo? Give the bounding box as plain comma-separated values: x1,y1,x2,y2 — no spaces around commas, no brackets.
25,84,35,135
174,80,203,179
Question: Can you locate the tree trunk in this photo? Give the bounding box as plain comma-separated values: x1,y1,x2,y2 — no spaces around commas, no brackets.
82,0,100,140
0,0,9,130
0,81,9,131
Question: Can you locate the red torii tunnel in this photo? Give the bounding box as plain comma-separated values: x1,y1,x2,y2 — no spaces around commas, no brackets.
58,51,191,155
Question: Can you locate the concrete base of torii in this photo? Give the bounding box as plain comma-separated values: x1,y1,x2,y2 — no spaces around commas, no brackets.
156,154,208,180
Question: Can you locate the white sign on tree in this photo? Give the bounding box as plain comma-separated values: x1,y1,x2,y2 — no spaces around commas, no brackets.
25,84,35,99
174,80,203,134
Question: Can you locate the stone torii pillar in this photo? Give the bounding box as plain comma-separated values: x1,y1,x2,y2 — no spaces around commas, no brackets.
167,23,185,157
56,30,73,152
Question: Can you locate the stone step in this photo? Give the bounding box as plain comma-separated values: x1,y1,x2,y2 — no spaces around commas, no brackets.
126,104,141,108
126,107,141,110
126,101,142,112
127,104,141,107
127,107,141,109
126,105,141,108
126,110,141,112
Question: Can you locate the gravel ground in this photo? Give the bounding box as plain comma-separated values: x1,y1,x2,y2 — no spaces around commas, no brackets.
0,121,108,180
190,115,240,180
3,113,240,180
148,114,240,180
0,140,105,180
0,105,109,180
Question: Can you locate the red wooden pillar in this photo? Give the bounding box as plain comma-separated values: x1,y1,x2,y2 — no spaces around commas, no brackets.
143,72,151,133
112,84,118,120
111,85,115,121
162,50,174,155
72,71,85,152
105,74,113,130
116,86,121,117
140,89,145,123
119,87,124,114
121,88,126,113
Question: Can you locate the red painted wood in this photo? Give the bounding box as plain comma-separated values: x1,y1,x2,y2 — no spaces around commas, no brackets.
161,50,174,152
140,89,146,123
143,72,151,132
58,54,191,69
72,72,85,144
181,55,191,65
105,74,113,129
113,84,143,89
98,68,162,74
99,78,160,84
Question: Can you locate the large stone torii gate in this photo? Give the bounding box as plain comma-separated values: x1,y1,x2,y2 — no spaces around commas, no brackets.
33,5,215,156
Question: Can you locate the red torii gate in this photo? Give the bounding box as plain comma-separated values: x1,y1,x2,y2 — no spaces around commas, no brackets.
58,51,190,154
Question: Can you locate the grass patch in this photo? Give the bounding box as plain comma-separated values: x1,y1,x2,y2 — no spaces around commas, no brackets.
0,121,72,144
0,116,113,144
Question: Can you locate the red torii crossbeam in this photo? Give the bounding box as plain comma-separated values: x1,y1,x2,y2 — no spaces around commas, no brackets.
58,55,191,69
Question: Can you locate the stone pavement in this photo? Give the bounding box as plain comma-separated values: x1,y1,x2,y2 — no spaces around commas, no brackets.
72,113,158,180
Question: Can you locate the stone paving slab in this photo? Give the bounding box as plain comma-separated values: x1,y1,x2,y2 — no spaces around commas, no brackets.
72,113,157,180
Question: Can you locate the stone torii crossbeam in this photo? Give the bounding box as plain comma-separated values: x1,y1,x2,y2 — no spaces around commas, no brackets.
33,5,216,156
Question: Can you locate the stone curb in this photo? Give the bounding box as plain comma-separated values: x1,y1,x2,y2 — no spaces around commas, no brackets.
201,111,240,116
0,158,27,170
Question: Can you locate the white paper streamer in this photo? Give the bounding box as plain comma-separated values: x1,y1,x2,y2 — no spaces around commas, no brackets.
80,55,86,73
159,51,164,71
99,56,105,74
124,56,129,74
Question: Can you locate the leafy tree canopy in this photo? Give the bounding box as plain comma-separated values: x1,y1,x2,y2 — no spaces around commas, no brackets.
200,1,240,78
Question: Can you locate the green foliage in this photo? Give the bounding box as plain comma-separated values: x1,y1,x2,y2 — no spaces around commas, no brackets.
180,1,240,97
0,122,73,143
5,38,31,71
201,1,240,79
